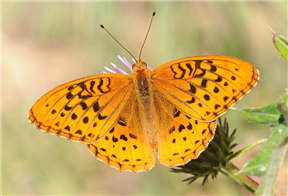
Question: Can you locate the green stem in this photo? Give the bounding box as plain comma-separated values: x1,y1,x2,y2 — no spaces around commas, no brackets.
219,162,259,193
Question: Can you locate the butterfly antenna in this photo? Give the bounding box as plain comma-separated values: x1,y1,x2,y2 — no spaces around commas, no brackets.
100,24,136,60
139,11,156,60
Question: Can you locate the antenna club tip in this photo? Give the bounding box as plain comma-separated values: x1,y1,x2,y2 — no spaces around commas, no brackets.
153,11,156,16
100,24,104,28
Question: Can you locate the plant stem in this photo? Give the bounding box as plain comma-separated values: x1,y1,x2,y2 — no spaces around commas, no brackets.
219,162,259,193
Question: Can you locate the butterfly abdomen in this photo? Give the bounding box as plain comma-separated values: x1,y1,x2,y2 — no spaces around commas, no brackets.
133,68,158,151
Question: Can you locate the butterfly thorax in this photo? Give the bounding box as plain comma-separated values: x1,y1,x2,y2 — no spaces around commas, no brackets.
132,59,158,151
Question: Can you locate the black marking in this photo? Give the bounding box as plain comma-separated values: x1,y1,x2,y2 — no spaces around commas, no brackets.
194,69,206,77
129,133,137,139
136,158,141,162
75,130,82,134
198,103,202,107
213,86,219,93
173,108,181,117
172,138,176,143
187,123,192,130
232,89,236,93
187,97,195,104
195,120,198,124
97,78,105,93
215,76,222,82
210,65,217,72
83,116,89,124
109,127,114,133
105,136,109,140
64,125,70,131
224,96,229,102
65,105,72,111
193,150,196,156
186,63,193,76
195,60,202,68
111,154,117,158
202,129,207,135
185,115,191,119
68,86,73,91
235,68,239,71
202,140,207,147
100,148,106,152
173,153,179,156
122,147,126,151
93,122,97,127
185,149,191,153
98,113,107,120
81,136,85,141
189,84,196,94
201,79,208,88
204,94,210,101
214,104,221,110
177,64,186,79
195,140,200,144
224,82,228,86
207,60,213,64
51,109,56,114
69,133,73,139
169,126,176,134
93,102,100,112
224,105,228,109
66,92,73,99
178,124,185,132
90,81,96,93
118,117,127,126
120,134,128,141
231,76,236,80
60,112,65,117
55,122,59,126
88,133,92,137
112,136,118,143
80,102,87,110
206,111,210,115
123,159,129,162
183,137,187,141
233,97,237,101
71,113,77,120
133,145,137,149
45,104,49,107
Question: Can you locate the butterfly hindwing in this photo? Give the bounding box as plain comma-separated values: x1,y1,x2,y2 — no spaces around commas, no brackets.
151,55,259,121
154,91,216,166
28,73,134,143
87,95,155,172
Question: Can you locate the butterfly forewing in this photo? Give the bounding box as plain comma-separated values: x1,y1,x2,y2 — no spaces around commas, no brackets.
29,73,134,143
151,55,259,121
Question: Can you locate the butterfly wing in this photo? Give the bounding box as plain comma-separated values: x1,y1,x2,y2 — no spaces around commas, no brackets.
153,91,216,166
151,55,259,121
28,73,134,143
87,94,155,172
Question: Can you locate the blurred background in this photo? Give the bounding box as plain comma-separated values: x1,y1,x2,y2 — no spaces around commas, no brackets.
2,2,287,195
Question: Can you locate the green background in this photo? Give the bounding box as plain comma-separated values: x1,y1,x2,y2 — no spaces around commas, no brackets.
2,2,287,195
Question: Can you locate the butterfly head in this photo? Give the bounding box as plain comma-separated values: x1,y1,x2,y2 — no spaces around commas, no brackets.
132,58,148,72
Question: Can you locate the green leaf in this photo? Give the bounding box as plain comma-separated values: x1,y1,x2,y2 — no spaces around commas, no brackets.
255,135,288,196
242,123,288,176
270,27,288,61
240,90,288,126
227,138,267,162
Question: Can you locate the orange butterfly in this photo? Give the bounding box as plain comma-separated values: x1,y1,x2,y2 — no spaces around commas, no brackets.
28,12,259,172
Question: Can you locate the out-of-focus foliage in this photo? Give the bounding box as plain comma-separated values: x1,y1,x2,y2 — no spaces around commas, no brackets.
2,2,287,195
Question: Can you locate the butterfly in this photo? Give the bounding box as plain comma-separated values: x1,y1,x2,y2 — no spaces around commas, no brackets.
28,12,259,173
